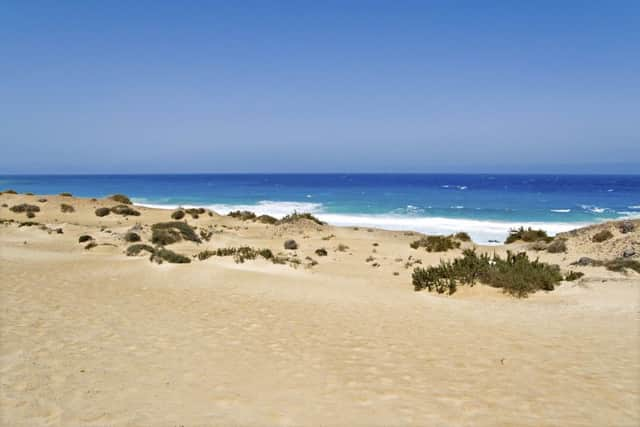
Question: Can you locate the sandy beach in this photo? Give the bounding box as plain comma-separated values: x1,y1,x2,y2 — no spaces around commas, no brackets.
1,192,638,426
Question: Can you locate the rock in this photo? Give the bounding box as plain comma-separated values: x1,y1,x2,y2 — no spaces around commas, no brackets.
284,239,298,250
620,221,635,234
575,257,595,266
622,248,636,258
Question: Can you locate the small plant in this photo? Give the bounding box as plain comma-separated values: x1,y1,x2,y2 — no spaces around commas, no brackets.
60,203,75,213
337,243,349,252
592,230,613,243
199,229,213,241
2,189,18,194
111,205,140,216
109,194,132,204
279,212,325,225
284,239,298,250
9,203,40,214
322,234,335,240
38,198,47,203
185,208,205,219
365,256,375,262
257,214,278,224
546,238,567,253
26,212,36,218
25,192,34,195
315,248,328,256
454,232,471,242
95,207,111,217
78,235,93,243
124,231,141,242
410,235,460,252
85,242,98,250
151,247,191,264
171,210,186,220
151,221,201,245
565,271,584,281
228,210,257,221
59,192,73,197
603,258,640,273
126,244,155,256
505,227,552,244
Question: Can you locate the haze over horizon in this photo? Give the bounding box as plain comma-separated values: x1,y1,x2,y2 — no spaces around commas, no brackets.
1,1,638,174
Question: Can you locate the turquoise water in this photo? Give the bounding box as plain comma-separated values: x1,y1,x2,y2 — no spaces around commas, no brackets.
2,174,638,242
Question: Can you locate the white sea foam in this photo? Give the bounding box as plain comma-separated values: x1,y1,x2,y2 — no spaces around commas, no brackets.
550,209,571,213
136,199,593,243
629,205,640,209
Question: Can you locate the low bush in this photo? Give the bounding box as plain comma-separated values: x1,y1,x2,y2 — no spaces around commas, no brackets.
412,249,562,298
111,205,140,216
185,208,205,219
171,210,185,220
85,242,98,250
38,198,47,203
337,243,349,252
2,189,17,194
565,271,584,281
9,203,40,214
95,207,111,217
25,192,34,195
228,210,257,221
26,212,36,218
151,221,201,245
284,239,298,250
78,235,93,243
199,229,213,241
315,248,328,256
151,247,191,264
59,192,73,197
454,232,471,242
279,212,325,225
505,227,552,244
124,231,141,242
592,230,613,243
410,235,460,252
546,238,567,253
109,194,132,204
257,214,278,224
603,258,640,273
60,203,75,213
198,246,274,263
126,244,155,256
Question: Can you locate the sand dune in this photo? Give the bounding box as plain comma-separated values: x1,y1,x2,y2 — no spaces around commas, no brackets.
1,193,638,426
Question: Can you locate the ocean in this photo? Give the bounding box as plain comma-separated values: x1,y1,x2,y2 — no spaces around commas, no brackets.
2,174,639,243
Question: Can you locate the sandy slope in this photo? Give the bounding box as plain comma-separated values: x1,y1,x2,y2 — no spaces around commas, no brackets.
1,193,638,426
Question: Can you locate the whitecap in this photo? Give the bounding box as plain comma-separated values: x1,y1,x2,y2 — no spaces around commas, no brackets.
550,209,571,213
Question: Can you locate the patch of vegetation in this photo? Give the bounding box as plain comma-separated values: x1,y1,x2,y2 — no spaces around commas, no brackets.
171,210,185,220
565,271,584,281
59,192,73,197
1,203,7,207
505,227,552,244
321,234,335,240
592,230,614,243
124,231,141,242
126,244,155,256
109,194,132,204
284,239,298,250
337,243,349,252
85,242,98,250
95,207,111,217
412,249,562,298
18,221,41,227
2,189,17,194
38,198,47,203
315,248,328,256
25,192,34,195
151,221,201,245
454,232,471,242
9,203,40,214
198,246,275,264
279,212,325,225
602,258,640,274
199,229,213,241
151,247,191,264
546,238,567,253
26,212,36,218
257,214,278,224
228,210,257,221
410,235,460,252
60,203,75,213
78,235,93,243
111,205,141,216
185,208,205,219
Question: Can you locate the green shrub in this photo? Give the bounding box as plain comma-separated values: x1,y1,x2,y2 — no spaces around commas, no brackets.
284,239,298,250
171,210,185,220
25,192,34,195
257,214,278,224
85,241,98,250
124,231,141,242
26,212,36,218
337,243,349,252
315,248,328,256
592,230,613,243
2,189,17,194
565,271,584,281
38,198,47,203
59,192,73,197
126,244,155,256
410,235,460,252
78,235,93,243
412,249,562,298
151,221,201,245
258,248,274,259
95,207,111,217
546,238,567,253
198,246,276,264
9,203,40,214
199,229,213,241
60,203,75,213
603,258,640,273
228,210,257,221
454,232,471,242
111,205,141,216
185,208,205,219
279,212,325,225
151,247,191,264
505,227,552,244
109,194,132,204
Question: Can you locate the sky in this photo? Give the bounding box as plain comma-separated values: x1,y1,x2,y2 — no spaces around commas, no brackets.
1,1,638,174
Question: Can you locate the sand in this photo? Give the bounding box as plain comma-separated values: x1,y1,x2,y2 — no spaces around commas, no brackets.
1,193,639,426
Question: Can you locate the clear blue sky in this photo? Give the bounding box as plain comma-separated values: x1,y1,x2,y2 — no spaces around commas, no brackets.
1,1,638,173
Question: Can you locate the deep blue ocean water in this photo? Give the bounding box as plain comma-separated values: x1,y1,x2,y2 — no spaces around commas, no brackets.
2,174,639,242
